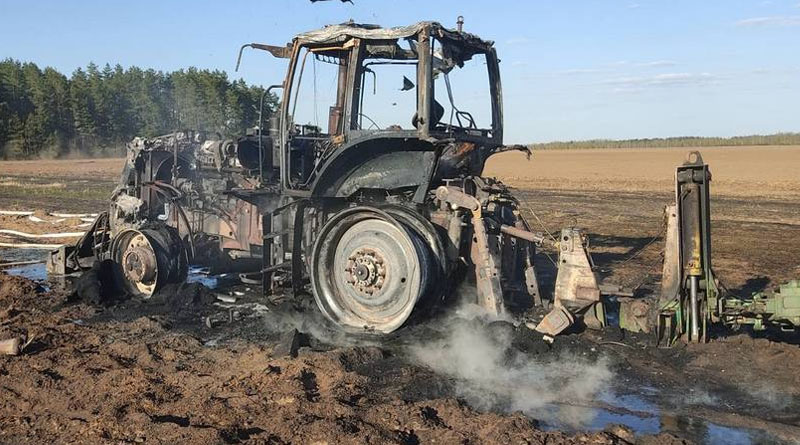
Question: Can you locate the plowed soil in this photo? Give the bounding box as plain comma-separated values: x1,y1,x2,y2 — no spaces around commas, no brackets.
1,146,799,444
0,273,690,445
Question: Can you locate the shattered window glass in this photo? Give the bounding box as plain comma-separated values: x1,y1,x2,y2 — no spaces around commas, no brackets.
289,48,346,135
432,38,493,131
356,38,418,131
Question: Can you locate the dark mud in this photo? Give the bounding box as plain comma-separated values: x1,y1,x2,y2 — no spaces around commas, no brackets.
2,181,799,444
2,270,695,445
2,260,799,444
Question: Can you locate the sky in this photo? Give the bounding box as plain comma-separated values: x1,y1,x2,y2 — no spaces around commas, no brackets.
1,0,798,144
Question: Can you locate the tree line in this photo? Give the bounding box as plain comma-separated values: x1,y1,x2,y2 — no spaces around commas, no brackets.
532,133,800,151
0,59,277,159
3,57,797,159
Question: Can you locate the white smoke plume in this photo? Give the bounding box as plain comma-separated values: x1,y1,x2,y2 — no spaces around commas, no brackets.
409,319,613,428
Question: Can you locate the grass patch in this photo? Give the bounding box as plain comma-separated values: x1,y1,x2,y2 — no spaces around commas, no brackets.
0,181,114,202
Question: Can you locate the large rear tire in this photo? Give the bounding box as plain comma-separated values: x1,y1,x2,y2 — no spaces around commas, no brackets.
310,207,436,333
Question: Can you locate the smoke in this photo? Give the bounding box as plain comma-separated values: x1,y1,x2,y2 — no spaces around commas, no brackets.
685,382,792,411
745,383,792,410
255,288,615,428
259,300,379,348
408,317,613,428
451,301,517,324
684,388,720,406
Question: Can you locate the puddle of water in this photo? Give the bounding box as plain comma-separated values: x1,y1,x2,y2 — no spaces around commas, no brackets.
2,251,230,291
538,391,659,434
595,392,661,434
5,263,47,281
186,266,222,289
0,247,48,263
536,385,792,445
1,247,49,282
704,422,765,445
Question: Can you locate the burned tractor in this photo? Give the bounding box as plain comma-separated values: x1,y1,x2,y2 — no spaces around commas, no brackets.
49,20,800,343
51,20,547,333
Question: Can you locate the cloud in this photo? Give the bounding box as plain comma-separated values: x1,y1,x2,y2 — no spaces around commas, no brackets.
636,60,678,67
627,2,640,8
603,60,676,68
505,37,532,45
554,61,677,77
601,72,718,92
558,68,607,75
735,15,800,27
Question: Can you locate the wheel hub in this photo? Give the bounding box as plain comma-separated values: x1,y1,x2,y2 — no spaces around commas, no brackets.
123,246,156,283
311,207,438,333
344,248,386,296
111,227,187,298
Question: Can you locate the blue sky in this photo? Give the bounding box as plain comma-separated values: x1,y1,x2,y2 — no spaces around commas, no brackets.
1,0,798,143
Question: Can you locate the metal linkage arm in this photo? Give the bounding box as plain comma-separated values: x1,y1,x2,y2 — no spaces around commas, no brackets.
658,151,716,345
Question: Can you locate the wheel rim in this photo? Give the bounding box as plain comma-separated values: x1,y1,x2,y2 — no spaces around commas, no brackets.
311,207,433,333
380,203,448,278
112,230,160,297
111,227,187,298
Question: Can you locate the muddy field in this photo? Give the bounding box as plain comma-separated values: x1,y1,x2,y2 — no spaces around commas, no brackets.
1,146,799,444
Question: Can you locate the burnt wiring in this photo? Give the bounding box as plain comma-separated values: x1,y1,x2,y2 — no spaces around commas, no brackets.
601,216,668,293
520,203,669,293
91,212,111,261
520,206,559,267
144,181,196,260
617,219,667,268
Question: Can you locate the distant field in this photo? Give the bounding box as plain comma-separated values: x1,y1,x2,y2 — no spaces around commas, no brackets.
485,145,800,199
0,158,124,212
481,144,800,298
0,145,798,213
1,146,796,305
0,158,124,180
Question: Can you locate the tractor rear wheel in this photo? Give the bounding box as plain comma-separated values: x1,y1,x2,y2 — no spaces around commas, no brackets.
310,206,436,333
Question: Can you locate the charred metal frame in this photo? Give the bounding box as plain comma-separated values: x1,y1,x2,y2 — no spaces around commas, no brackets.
50,21,799,340
51,21,545,333
275,22,505,201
